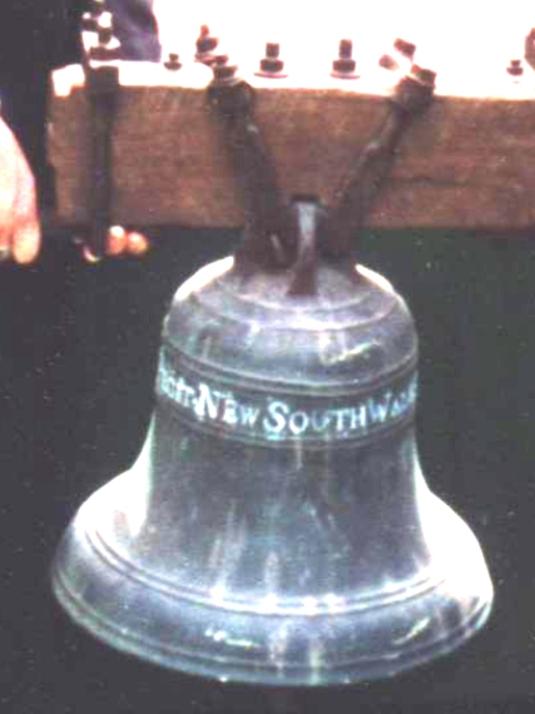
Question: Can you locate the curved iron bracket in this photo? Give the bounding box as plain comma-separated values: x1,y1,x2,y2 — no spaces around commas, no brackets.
326,69,436,260
208,76,294,274
208,61,435,291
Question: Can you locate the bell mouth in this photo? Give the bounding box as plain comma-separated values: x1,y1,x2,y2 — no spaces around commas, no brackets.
52,468,492,687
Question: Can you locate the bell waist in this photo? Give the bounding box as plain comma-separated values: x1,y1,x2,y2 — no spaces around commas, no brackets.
156,345,417,448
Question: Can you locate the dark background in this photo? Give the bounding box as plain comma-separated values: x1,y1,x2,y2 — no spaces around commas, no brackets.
1,225,534,712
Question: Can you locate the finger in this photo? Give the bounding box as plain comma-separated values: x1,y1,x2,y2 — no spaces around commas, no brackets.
11,221,41,264
82,244,102,263
11,136,40,264
126,231,150,256
0,123,19,251
106,225,128,256
0,244,11,263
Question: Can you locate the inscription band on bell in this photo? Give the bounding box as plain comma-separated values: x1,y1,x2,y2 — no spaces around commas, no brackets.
157,349,418,446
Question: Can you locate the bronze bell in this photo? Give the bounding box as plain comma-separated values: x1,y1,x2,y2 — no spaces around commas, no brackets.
52,73,492,686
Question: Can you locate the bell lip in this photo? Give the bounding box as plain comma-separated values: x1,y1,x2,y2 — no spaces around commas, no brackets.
78,518,449,617
52,560,492,687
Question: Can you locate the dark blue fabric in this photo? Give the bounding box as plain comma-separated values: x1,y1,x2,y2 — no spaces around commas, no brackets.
108,0,161,61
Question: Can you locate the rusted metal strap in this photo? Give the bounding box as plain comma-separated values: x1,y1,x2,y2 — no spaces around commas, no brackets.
326,69,436,259
84,62,119,256
208,60,435,291
208,66,293,273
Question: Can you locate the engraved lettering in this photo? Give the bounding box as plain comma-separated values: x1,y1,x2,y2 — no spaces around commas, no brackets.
157,352,417,443
222,396,239,426
175,377,189,406
263,401,290,435
333,408,350,432
367,391,392,425
289,410,309,436
194,382,222,419
349,405,368,431
310,410,333,433
181,381,196,409
390,396,403,418
240,404,260,428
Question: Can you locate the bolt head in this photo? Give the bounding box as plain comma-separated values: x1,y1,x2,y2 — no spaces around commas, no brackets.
507,59,524,76
164,52,181,70
258,58,285,74
379,54,399,70
410,64,436,88
90,0,105,13
394,38,416,59
525,29,535,69
81,12,98,32
89,39,121,61
211,56,238,83
331,58,357,79
255,44,286,78
196,25,218,57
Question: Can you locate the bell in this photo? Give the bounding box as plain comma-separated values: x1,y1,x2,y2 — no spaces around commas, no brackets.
52,72,492,686
52,206,492,687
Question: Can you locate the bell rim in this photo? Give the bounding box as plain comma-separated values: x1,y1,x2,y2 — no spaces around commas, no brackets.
52,560,492,687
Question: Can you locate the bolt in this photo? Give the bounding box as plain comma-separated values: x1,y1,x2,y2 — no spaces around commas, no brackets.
507,59,524,76
81,0,106,31
211,54,238,84
410,64,437,88
394,38,416,60
96,11,113,44
525,28,535,69
395,68,436,113
255,42,287,78
196,25,219,64
90,0,106,13
88,13,121,61
331,39,358,78
81,13,97,31
164,52,182,70
379,54,399,70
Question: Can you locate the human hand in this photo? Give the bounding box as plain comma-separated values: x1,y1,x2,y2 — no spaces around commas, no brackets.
0,118,40,264
80,226,151,262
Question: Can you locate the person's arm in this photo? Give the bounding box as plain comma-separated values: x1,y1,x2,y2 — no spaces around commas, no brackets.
0,1,84,263
0,117,40,263
0,0,159,262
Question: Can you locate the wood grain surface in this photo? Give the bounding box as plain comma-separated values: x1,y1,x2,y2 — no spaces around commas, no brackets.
48,41,535,231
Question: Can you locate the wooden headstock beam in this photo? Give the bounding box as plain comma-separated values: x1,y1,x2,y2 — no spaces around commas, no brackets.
48,59,535,231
